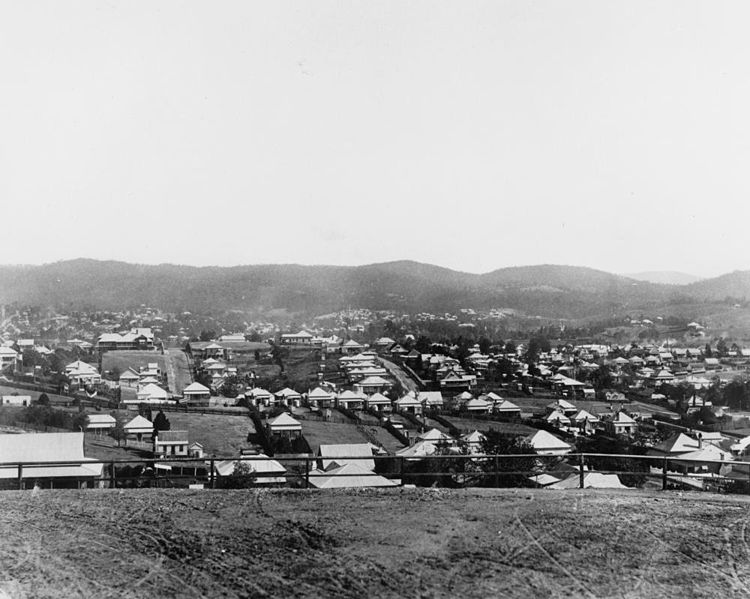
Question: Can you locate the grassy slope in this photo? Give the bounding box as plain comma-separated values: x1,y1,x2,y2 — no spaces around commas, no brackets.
1,487,749,598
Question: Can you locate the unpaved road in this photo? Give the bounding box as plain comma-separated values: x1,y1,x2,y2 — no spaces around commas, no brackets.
1,487,750,598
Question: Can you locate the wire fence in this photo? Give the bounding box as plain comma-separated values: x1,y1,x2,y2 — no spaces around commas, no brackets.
1,452,749,494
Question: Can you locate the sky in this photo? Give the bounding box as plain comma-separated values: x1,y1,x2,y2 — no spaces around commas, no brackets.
2,1,750,277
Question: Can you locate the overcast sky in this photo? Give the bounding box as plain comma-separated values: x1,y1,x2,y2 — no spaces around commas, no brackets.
1,1,749,277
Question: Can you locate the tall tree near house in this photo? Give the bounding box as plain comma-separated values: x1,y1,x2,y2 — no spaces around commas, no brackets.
153,410,170,434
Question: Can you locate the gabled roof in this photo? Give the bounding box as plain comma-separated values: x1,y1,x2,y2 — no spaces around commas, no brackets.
366,392,391,405
308,387,334,399
650,432,700,455
571,409,598,422
418,428,453,443
357,376,391,386
308,462,396,488
461,430,486,444
86,414,116,425
525,430,572,452
319,443,375,470
337,390,365,401
275,387,301,398
138,383,168,399
124,415,153,431
612,412,636,424
183,382,210,394
119,369,140,380
546,411,571,424
156,430,188,443
0,432,101,479
494,399,521,411
268,413,302,430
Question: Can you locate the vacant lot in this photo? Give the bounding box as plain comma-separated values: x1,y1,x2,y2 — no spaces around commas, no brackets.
300,421,373,454
155,412,255,456
102,351,167,378
444,416,537,436
1,487,750,598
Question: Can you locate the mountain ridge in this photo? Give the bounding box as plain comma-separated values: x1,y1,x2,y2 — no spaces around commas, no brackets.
0,259,747,320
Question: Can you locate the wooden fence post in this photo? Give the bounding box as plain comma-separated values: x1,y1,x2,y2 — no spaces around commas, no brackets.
662,456,668,490
579,453,585,489
399,456,405,486
17,464,23,490
209,458,215,489
494,455,500,488
110,461,116,488
304,458,310,489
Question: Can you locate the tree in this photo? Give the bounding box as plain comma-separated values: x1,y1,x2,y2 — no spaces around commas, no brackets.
219,375,241,398
199,330,216,342
220,461,257,489
479,430,537,488
37,393,50,406
153,410,170,434
504,341,517,355
716,338,729,358
110,415,126,447
524,336,550,363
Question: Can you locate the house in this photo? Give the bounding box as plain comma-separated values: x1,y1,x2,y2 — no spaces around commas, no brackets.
365,392,392,412
548,472,627,490
0,346,20,371
188,442,205,458
274,387,302,405
525,430,572,455
464,398,492,413
336,390,365,410
318,443,376,470
245,387,273,407
65,360,101,386
420,391,444,409
493,399,522,419
341,339,364,355
97,328,154,352
118,369,140,387
546,410,571,427
605,412,637,436
307,387,335,409
183,382,211,403
546,399,577,416
354,376,393,396
417,428,453,445
0,432,103,489
154,430,189,458
124,415,153,441
135,383,169,404
267,413,302,438
1,395,31,407
212,453,287,485
460,430,487,454
571,410,599,433
280,331,315,345
85,414,117,433
307,462,397,489
394,393,423,415
648,432,701,457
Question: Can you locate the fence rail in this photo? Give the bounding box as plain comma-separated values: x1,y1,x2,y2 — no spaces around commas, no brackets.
2,452,750,494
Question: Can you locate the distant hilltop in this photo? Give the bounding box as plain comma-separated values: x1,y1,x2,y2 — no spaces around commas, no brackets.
624,271,703,285
0,258,747,320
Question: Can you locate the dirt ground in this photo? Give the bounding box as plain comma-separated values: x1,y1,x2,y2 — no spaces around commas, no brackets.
2,487,750,598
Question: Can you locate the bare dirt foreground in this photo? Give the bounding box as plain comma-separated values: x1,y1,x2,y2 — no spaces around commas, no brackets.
1,488,749,598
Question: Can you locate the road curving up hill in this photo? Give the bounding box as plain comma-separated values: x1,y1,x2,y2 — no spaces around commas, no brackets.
1,487,749,598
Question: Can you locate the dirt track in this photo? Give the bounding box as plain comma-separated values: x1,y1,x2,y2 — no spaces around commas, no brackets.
1,487,750,598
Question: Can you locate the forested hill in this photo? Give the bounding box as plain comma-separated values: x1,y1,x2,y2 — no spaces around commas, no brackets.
0,259,743,319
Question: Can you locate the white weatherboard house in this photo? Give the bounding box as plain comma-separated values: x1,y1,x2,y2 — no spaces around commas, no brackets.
1,395,31,406
183,382,211,403
0,432,103,489
85,414,117,433
124,415,154,440
213,454,287,485
318,444,376,470
267,413,302,437
525,430,572,456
